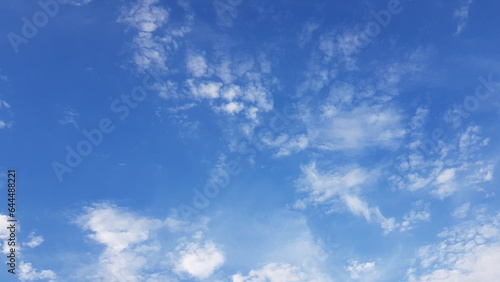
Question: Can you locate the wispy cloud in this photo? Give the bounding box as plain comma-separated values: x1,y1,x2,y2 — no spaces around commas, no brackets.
454,0,474,35
0,120,13,129
294,163,397,234
58,107,79,129
23,233,44,248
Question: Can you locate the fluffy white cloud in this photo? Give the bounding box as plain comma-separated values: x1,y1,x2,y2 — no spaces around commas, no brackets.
118,0,170,72
19,262,56,282
186,79,222,99
221,101,244,114
187,53,208,77
75,204,169,281
73,203,229,281
24,233,44,248
346,260,377,280
173,241,225,279
77,204,161,252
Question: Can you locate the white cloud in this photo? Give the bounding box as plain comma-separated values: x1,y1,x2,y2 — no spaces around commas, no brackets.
221,101,244,114
297,77,411,152
400,203,431,232
59,108,79,129
118,0,194,72
0,120,13,129
157,80,179,100
295,163,370,205
391,122,495,198
0,213,13,254
187,52,208,77
346,260,376,280
77,203,161,252
408,211,500,282
72,203,227,281
296,164,431,234
119,0,168,33
24,233,44,248
186,79,222,99
232,263,322,282
318,28,366,68
311,104,406,151
67,0,93,6
454,0,474,35
19,262,56,282
118,0,170,71
452,202,470,219
295,163,396,233
241,80,273,112
221,85,242,101
410,107,429,131
0,100,10,108
0,214,56,280
274,134,309,157
75,203,169,281
297,21,320,47
173,241,225,279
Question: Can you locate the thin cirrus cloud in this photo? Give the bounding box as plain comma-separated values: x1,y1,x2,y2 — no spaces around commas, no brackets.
454,0,474,35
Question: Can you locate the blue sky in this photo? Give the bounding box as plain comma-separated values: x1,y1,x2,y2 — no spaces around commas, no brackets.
1,0,500,281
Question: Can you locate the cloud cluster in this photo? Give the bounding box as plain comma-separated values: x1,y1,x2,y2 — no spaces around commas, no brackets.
391,108,495,198
346,260,377,280
408,210,500,282
74,203,225,281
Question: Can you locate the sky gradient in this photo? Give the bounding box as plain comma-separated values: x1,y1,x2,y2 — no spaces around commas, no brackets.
1,0,500,281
